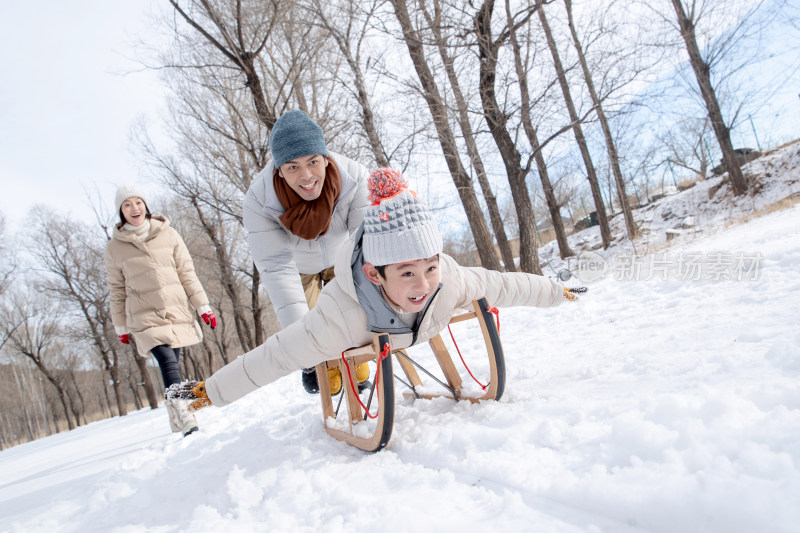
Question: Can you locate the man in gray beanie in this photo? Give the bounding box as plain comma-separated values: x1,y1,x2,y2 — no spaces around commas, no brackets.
243,110,371,394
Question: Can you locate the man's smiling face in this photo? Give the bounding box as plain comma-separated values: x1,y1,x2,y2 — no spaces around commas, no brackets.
277,154,328,201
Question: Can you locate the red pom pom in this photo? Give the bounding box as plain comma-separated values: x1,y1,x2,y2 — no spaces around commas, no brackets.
368,168,408,205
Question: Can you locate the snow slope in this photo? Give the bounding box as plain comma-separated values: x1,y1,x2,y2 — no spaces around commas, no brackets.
1,146,799,533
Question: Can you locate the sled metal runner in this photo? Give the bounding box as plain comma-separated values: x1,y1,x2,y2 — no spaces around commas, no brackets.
316,298,505,452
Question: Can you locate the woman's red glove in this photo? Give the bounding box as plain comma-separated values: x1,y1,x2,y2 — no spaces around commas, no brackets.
201,311,217,329
118,334,130,344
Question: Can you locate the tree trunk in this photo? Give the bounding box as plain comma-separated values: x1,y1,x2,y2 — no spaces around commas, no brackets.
538,5,612,249
564,0,638,240
670,0,747,195
241,53,277,130
505,0,575,259
421,0,516,271
133,353,159,409
12,364,36,442
200,337,216,376
474,0,542,274
68,370,88,425
51,382,75,430
100,373,113,417
129,380,143,411
191,196,254,352
390,0,503,272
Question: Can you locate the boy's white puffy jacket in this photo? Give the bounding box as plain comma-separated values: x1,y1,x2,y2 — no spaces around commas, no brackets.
243,151,369,329
205,236,565,407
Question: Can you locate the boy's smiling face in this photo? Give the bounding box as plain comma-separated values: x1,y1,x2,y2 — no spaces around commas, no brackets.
363,255,440,313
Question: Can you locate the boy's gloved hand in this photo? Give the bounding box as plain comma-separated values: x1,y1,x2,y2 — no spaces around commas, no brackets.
563,287,587,302
189,381,212,411
201,311,217,329
118,334,130,344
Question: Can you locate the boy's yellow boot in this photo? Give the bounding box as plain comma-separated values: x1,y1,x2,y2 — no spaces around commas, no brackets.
356,363,370,384
327,364,369,394
327,367,342,395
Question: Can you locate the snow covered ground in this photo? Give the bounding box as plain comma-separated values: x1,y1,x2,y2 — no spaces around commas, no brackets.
1,143,799,533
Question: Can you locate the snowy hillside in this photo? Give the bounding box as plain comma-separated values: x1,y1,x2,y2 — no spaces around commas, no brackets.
1,142,799,533
539,139,800,279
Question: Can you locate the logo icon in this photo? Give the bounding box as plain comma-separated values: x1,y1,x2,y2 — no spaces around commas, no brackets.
575,251,608,283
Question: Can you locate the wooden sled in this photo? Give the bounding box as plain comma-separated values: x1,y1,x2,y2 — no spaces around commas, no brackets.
316,297,505,452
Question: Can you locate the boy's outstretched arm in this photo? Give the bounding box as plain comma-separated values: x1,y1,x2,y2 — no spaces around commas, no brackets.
202,298,359,407
451,255,571,309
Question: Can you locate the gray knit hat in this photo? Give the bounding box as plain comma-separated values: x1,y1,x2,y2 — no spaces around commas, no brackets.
270,110,328,169
362,168,443,266
115,185,147,212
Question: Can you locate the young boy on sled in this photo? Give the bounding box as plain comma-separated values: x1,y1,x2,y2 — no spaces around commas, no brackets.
189,168,579,409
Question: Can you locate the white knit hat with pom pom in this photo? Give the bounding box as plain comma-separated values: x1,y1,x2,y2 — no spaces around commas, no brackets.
362,168,443,266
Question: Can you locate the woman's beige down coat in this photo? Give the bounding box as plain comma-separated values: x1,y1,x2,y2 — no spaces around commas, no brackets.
104,216,209,357
205,233,565,406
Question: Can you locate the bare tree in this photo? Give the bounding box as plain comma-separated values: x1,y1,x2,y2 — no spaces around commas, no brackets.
305,0,391,167
136,82,268,353
168,0,281,129
0,361,54,449
389,0,503,271
504,0,575,259
473,0,544,273
2,290,76,430
666,0,749,195
418,0,518,271
0,214,15,296
659,116,715,181
563,0,638,239
537,2,612,248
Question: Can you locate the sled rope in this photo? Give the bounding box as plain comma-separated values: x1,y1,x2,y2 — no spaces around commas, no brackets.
341,342,390,419
487,306,500,332
446,305,501,390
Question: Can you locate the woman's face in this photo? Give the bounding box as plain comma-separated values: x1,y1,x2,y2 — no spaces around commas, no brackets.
120,197,147,226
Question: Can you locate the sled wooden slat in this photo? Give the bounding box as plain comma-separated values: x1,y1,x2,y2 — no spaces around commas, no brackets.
320,298,504,452
448,311,477,324
428,333,463,393
316,363,334,420
341,356,362,424
322,334,394,453
394,349,423,388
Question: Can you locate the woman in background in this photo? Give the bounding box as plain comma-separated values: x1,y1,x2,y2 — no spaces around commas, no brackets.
104,186,216,437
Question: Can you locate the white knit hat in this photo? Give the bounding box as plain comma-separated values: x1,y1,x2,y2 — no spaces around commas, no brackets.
362,169,443,266
115,185,147,212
